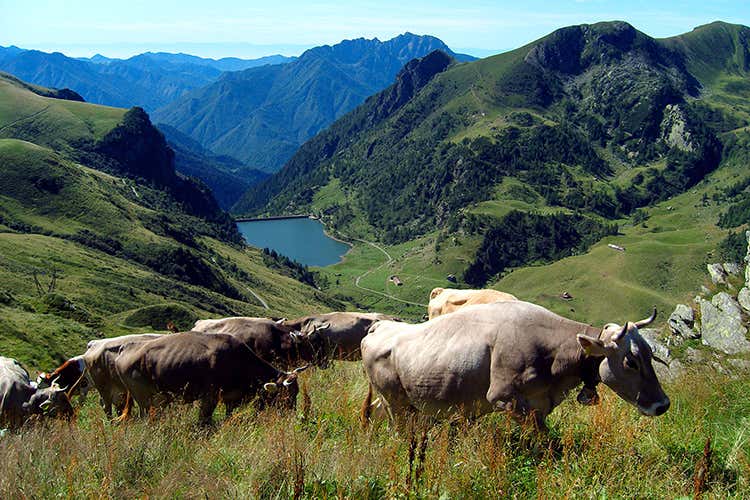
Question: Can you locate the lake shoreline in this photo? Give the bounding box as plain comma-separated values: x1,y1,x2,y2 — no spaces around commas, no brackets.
236,216,352,267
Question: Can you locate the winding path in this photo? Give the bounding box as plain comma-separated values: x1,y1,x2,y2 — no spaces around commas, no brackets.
348,236,428,308
245,286,269,310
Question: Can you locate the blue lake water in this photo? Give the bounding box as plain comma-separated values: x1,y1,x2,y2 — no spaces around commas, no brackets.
237,218,351,267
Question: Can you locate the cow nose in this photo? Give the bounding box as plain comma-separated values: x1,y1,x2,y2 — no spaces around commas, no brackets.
653,397,670,416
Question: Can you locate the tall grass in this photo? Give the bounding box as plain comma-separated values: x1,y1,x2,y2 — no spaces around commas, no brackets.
1,364,748,498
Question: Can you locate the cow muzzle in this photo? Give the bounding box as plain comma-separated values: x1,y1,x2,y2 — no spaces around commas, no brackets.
638,396,670,416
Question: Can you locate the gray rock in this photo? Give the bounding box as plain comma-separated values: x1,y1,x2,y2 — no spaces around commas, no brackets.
707,263,728,285
639,328,670,360
699,297,750,355
667,304,697,338
727,358,750,374
700,286,712,296
745,230,750,287
724,262,742,276
683,347,706,364
660,104,696,153
713,292,742,317
738,287,750,314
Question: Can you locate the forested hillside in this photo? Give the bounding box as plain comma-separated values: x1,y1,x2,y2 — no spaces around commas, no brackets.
240,21,750,288
0,73,334,368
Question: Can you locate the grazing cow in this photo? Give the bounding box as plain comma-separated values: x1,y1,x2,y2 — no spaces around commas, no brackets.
192,317,328,368
427,288,517,320
361,301,669,430
115,331,306,423
37,334,164,417
1,357,73,428
283,312,399,361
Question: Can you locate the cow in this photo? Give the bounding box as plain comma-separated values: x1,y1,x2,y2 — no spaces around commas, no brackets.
1,357,73,429
427,288,517,320
361,301,669,430
192,317,328,368
282,312,399,361
37,334,164,417
115,331,307,424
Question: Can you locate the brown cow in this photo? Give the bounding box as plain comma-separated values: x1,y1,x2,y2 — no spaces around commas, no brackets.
115,332,306,424
192,317,328,368
427,288,517,320
37,334,164,417
283,312,399,361
362,301,669,430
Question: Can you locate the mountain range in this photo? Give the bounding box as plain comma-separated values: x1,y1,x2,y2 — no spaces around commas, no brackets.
154,33,475,172
237,20,750,285
0,45,293,111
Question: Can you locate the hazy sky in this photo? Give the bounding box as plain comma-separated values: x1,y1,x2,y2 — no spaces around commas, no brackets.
1,0,748,59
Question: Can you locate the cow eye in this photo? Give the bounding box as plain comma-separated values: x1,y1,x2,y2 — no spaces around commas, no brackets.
624,357,639,371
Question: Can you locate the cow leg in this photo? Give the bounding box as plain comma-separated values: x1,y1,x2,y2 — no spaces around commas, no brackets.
199,393,218,425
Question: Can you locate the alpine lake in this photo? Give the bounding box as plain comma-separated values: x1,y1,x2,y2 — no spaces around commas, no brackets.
237,217,351,267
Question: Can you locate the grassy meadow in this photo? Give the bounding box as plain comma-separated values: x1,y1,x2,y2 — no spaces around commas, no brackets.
1,362,748,498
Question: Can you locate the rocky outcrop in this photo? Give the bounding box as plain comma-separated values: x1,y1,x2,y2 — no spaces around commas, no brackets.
668,304,697,339
698,292,750,355
660,104,696,153
707,263,729,285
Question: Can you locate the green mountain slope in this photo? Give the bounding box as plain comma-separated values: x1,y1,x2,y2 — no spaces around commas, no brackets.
0,74,334,368
153,33,475,172
237,21,750,303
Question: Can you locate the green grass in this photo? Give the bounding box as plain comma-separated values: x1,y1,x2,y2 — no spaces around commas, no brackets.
0,363,747,498
0,77,337,371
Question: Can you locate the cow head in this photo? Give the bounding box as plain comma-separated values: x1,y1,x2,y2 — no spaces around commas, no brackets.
23,384,75,420
36,356,90,399
290,325,330,368
577,309,670,417
261,366,309,409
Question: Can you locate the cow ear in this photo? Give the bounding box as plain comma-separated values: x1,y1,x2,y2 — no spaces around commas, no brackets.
263,382,278,393
430,288,444,300
577,334,609,357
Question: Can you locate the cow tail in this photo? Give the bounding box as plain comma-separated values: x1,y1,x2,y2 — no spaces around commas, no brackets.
115,391,133,423
360,383,373,428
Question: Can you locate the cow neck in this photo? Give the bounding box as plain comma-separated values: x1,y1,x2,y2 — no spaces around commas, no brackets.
580,325,603,389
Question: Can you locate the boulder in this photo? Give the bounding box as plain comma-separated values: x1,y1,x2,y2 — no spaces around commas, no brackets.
639,328,681,381
738,287,750,314
639,328,671,361
699,294,750,355
745,230,750,287
707,263,728,285
723,262,742,276
667,304,697,339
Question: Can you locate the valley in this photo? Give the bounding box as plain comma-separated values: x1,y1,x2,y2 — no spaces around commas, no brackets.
2,13,750,498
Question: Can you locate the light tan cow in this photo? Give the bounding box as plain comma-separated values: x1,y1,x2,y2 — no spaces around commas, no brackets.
361,301,669,430
427,287,517,319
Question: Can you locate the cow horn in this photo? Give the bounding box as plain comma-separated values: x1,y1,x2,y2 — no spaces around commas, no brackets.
612,323,628,342
635,308,657,328
289,331,304,342
315,322,330,331
292,365,310,374
652,354,669,367
263,382,278,393
283,378,295,387
275,318,287,325
40,400,53,411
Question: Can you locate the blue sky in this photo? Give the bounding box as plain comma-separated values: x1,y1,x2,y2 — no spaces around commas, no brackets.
1,0,748,59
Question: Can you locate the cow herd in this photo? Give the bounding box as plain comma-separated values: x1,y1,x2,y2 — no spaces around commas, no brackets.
1,287,670,432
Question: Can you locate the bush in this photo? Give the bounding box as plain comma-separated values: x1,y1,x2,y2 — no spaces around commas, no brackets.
122,303,198,331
